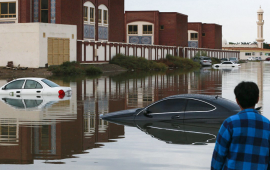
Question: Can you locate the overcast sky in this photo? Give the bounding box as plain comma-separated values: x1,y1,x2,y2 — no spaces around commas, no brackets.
125,0,270,43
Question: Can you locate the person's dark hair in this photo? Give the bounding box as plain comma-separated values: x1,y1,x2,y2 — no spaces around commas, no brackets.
234,81,259,109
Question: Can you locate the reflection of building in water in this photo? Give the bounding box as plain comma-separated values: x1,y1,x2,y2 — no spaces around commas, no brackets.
0,80,124,164
0,70,223,164
257,62,263,106
80,71,222,116
0,122,17,144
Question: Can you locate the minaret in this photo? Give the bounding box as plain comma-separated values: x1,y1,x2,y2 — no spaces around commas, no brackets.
256,6,265,49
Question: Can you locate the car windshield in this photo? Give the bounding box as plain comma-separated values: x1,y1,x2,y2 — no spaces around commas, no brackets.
229,58,236,60
42,79,60,87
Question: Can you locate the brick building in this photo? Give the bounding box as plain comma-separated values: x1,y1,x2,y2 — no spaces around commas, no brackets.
0,0,125,66
125,11,188,46
0,0,124,41
188,22,222,49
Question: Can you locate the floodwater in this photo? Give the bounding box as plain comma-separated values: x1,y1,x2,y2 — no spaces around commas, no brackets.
0,62,270,170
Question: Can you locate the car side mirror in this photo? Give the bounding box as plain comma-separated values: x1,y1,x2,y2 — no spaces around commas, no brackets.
143,109,152,118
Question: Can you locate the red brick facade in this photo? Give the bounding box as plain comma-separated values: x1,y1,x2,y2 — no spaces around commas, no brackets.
125,11,188,46
16,0,125,41
15,0,124,62
188,22,222,49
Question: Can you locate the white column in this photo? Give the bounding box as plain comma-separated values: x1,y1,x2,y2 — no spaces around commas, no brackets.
256,6,265,49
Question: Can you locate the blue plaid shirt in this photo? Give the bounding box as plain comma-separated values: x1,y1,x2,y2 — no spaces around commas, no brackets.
211,109,270,170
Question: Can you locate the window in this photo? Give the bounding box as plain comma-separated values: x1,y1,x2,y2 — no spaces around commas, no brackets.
202,33,206,37
0,125,16,142
245,53,251,56
191,33,198,40
24,80,43,89
222,62,233,64
160,25,164,30
40,0,48,23
84,6,88,21
24,100,43,108
265,53,270,56
147,99,186,113
185,99,215,112
4,80,25,89
90,7,94,22
103,10,108,24
0,2,16,18
3,98,24,108
143,25,152,34
98,9,102,23
41,79,60,87
128,25,138,34
40,125,50,150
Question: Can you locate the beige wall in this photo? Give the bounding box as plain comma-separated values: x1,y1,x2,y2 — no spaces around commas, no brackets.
0,23,77,68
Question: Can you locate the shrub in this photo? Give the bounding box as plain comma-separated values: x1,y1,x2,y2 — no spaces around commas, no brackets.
85,66,103,75
110,54,167,71
158,54,200,69
211,57,221,65
48,61,102,76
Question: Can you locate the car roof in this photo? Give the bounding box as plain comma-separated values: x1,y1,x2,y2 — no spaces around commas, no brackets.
163,94,240,111
15,77,45,81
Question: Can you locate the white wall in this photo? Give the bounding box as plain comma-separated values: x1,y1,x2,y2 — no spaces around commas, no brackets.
240,50,270,60
0,23,40,67
0,23,77,68
223,44,258,48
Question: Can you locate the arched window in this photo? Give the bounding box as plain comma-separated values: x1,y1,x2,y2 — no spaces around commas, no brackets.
98,4,108,25
84,1,95,24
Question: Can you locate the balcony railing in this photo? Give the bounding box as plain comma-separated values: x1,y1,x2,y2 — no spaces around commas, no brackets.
128,31,138,34
0,14,16,18
143,31,152,34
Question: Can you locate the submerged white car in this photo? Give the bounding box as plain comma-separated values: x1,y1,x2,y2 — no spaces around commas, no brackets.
0,94,71,111
0,78,71,98
213,61,241,68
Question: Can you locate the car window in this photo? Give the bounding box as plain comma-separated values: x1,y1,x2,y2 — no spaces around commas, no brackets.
185,99,215,112
3,98,25,108
24,80,43,89
42,79,60,87
24,100,43,108
147,99,186,113
5,80,25,89
223,62,231,64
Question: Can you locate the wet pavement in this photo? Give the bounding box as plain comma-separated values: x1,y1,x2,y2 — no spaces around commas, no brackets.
0,62,269,170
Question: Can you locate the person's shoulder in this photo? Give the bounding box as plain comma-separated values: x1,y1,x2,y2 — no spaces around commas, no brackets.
257,114,270,124
226,113,240,123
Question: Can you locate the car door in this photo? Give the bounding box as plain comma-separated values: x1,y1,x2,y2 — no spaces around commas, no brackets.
1,80,25,96
184,99,218,123
135,98,187,123
21,80,44,95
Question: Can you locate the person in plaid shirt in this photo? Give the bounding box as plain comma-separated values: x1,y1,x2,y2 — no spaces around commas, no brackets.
211,81,270,170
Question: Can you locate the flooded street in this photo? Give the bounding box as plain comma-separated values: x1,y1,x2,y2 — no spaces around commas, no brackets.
1,62,270,170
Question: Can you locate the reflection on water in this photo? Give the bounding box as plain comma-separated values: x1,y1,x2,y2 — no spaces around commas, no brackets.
1,62,269,169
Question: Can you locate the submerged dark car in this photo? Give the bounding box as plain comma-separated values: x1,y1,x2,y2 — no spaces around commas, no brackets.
100,94,241,125
136,121,221,145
